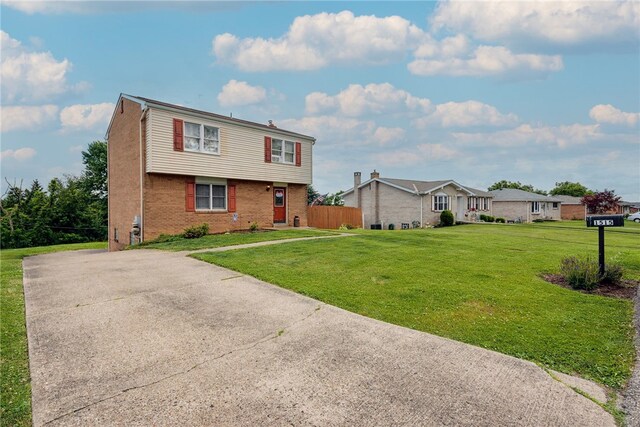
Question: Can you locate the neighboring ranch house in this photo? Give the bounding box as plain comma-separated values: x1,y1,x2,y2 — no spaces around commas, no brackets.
106,94,314,251
489,189,562,222
342,171,494,229
554,195,586,220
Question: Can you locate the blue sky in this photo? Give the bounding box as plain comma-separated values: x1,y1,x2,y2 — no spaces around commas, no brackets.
1,1,639,200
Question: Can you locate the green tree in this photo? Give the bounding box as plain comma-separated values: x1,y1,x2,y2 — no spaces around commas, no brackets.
323,191,345,206
80,141,107,200
488,180,547,195
307,185,321,205
549,181,591,197
79,141,108,239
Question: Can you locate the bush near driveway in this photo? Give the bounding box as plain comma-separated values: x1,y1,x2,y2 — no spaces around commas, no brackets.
194,224,639,389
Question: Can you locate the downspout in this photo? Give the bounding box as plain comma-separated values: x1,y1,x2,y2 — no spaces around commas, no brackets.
139,106,148,242
412,184,422,227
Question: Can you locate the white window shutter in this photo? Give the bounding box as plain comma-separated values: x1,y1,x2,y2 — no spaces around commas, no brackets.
431,196,435,211
448,196,451,210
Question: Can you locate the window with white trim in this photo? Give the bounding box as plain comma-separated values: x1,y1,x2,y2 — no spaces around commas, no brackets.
468,197,489,210
433,195,449,211
184,122,220,154
468,197,477,210
271,138,295,164
531,201,541,213
196,183,226,210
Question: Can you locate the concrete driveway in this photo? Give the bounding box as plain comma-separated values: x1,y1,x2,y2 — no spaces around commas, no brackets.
23,249,614,426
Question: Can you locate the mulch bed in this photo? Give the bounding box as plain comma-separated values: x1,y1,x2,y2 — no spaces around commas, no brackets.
541,273,639,299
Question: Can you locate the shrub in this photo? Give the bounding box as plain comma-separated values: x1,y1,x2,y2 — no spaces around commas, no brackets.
338,223,356,230
411,220,421,229
183,223,209,239
249,222,259,232
440,210,454,226
601,262,624,285
560,256,600,291
532,218,545,223
485,215,495,222
558,255,625,290
479,214,487,222
495,217,506,223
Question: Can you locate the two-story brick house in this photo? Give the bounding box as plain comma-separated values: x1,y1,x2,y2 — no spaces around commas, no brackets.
106,94,315,251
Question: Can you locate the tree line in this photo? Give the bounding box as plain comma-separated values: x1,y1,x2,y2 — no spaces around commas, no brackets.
1,141,107,249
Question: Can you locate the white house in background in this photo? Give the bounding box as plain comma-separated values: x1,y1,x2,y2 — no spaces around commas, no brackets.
342,171,494,229
489,188,562,222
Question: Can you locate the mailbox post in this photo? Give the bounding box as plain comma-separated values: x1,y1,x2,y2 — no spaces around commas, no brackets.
585,215,624,275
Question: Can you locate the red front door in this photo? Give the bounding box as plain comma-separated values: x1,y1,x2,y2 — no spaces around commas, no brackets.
273,187,286,223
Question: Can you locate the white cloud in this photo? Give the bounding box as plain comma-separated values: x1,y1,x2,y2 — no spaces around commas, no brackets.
0,105,59,132
430,1,640,50
280,115,401,148
306,83,432,117
213,10,425,71
60,103,115,131
452,123,604,148
1,147,37,161
373,143,458,166
408,45,563,77
373,127,405,146
217,80,267,107
279,116,376,146
414,100,519,128
1,31,78,103
589,104,639,127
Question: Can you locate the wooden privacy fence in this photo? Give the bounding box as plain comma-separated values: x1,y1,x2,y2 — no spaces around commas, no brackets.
308,206,362,229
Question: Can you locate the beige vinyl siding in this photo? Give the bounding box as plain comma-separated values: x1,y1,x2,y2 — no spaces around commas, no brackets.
146,108,313,184
145,111,153,171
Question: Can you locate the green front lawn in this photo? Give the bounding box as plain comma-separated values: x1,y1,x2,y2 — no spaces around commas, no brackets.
0,242,107,427
136,229,339,251
194,223,639,389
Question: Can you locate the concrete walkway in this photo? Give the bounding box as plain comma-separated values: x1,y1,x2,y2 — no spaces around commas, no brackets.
183,232,355,255
23,249,615,426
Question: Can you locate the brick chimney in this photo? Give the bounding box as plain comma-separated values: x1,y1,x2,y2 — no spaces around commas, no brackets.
353,172,361,208
370,169,380,179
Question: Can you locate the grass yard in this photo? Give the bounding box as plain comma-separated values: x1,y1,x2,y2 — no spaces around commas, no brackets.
0,242,107,427
136,228,339,251
194,222,640,389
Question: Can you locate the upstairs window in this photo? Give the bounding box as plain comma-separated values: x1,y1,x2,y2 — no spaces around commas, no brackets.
185,122,220,154
271,138,295,164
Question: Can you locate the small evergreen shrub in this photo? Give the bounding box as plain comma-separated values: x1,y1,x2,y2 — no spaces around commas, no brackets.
183,223,209,239
249,222,259,232
495,217,506,223
532,218,545,223
485,215,495,222
440,210,454,226
479,214,487,222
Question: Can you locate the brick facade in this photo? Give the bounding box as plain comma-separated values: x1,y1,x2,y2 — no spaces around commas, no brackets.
143,174,307,241
108,98,143,251
108,97,310,251
561,204,586,220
